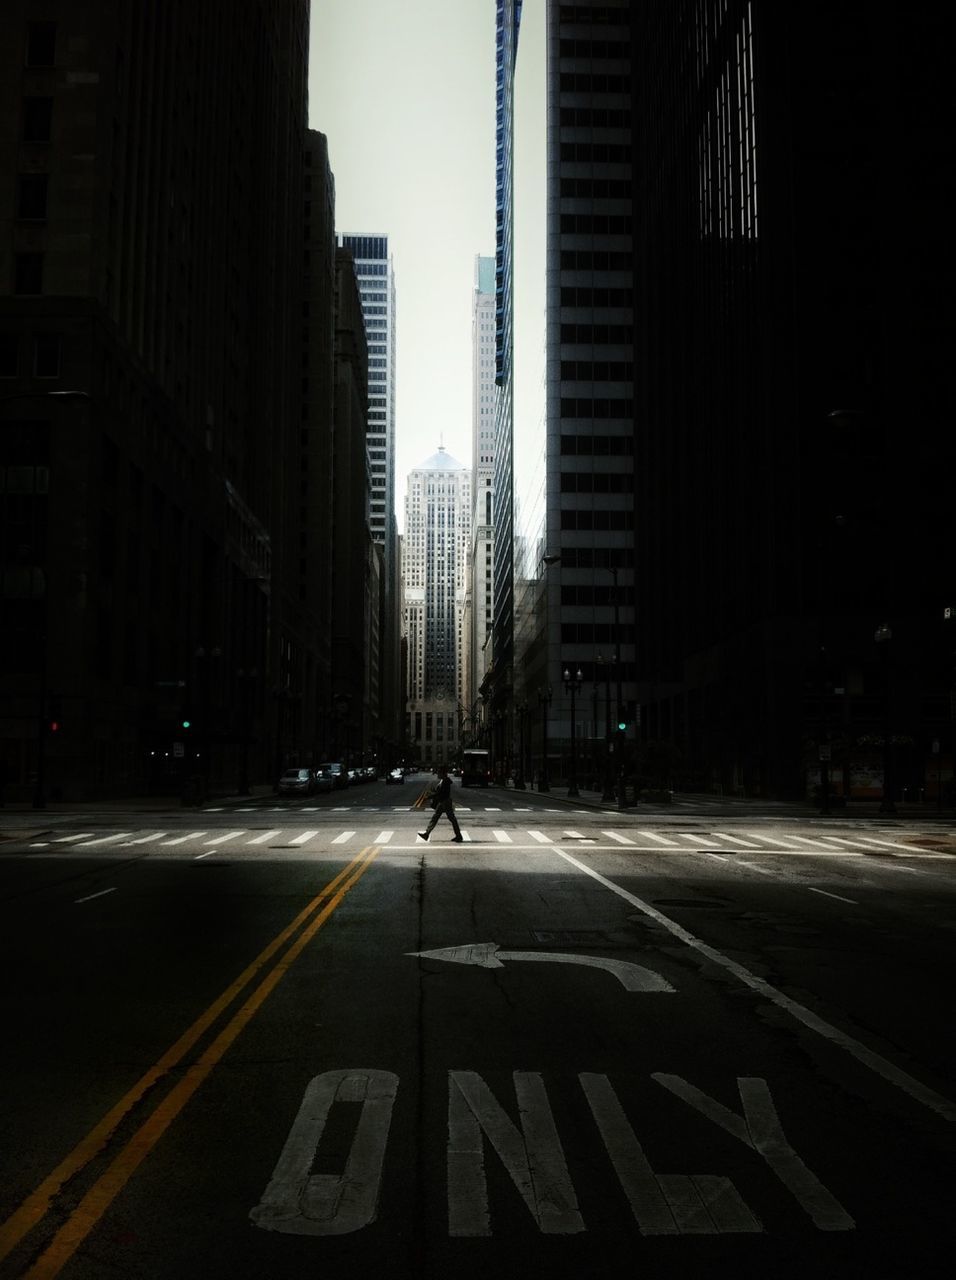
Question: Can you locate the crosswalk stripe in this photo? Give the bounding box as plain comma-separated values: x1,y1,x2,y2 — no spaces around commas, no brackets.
637,830,679,846
53,833,93,843
74,833,133,847
493,830,512,843
711,832,762,848
786,834,836,850
529,831,551,843
603,831,634,844
125,832,168,845
485,807,502,812
332,831,355,844
160,831,206,846
681,833,716,846
564,830,586,839
246,830,281,845
851,835,926,852
290,830,319,845
203,830,245,846
375,831,394,843
461,830,472,841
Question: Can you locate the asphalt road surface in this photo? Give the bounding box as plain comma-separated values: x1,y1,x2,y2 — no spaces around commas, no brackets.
1,776,953,1278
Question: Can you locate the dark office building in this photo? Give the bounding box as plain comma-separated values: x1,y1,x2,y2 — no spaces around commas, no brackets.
629,0,954,798
0,2,311,799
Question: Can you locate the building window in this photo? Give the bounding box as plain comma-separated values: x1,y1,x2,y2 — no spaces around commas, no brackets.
26,22,56,67
17,173,48,221
22,97,53,143
33,333,60,378
14,253,43,295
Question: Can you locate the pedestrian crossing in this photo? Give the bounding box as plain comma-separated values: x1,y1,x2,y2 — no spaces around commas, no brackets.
12,825,949,859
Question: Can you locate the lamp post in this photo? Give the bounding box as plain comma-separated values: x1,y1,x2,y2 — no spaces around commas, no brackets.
563,667,583,797
875,623,896,814
537,685,552,791
597,653,615,801
334,693,351,774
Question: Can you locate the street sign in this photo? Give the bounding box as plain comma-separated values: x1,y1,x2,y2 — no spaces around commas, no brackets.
173,742,185,757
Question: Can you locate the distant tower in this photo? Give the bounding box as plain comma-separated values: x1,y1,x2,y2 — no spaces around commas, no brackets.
404,448,471,765
468,255,496,736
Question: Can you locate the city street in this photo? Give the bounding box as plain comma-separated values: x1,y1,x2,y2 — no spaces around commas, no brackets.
1,777,953,1278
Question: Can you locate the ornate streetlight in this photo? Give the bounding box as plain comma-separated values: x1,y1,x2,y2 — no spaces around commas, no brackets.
563,667,583,797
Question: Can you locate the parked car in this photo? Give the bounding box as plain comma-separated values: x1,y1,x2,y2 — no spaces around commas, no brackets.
318,762,348,790
385,767,404,785
313,768,334,793
347,768,362,786
277,767,315,796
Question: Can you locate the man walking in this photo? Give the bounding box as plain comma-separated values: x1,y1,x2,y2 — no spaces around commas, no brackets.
419,764,463,842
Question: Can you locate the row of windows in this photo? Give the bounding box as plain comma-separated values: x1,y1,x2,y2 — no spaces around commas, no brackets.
559,471,633,493
561,397,634,419
560,434,634,456
559,38,630,58
559,5,630,25
560,142,630,164
560,213,631,235
559,73,630,94
560,250,632,272
560,509,634,531
561,624,630,644
561,286,633,307
0,332,61,377
560,323,633,343
561,360,632,381
561,584,634,607
560,178,632,199
559,107,630,128
559,546,634,570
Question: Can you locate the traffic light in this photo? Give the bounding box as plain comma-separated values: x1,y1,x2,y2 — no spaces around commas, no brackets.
181,719,192,730
48,696,62,734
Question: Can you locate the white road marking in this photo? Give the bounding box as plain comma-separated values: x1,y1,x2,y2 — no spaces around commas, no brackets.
29,843,49,848
194,851,214,860
712,832,762,848
290,830,320,846
785,834,836,851
75,887,117,904
851,834,926,852
74,833,133,847
808,887,859,904
553,846,956,1124
246,830,281,845
332,831,356,844
492,830,512,843
485,807,502,812
203,807,224,812
125,832,168,845
563,830,587,840
603,831,635,844
203,830,245,846
53,833,93,843
638,830,679,846
679,834,715,846
707,853,729,862
448,1071,584,1236
412,942,674,992
374,831,394,843
160,831,206,846
736,861,773,876
461,830,472,841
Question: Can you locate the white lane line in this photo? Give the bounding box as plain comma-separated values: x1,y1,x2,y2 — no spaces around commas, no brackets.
712,832,762,848
333,807,349,811
736,860,773,875
529,831,551,843
29,843,49,848
160,831,206,846
246,830,281,845
552,846,956,1124
706,852,729,861
808,887,859,905
374,831,394,843
75,887,116,904
493,830,512,843
290,830,320,846
515,807,532,812
332,831,356,844
53,833,94,843
194,851,214,860
202,830,245,846
485,807,502,812
603,831,635,845
637,830,679,846
74,833,133,847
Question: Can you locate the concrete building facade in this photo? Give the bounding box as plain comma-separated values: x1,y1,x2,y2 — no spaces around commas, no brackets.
466,254,496,743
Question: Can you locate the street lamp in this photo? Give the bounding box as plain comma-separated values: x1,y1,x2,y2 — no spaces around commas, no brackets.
537,685,553,792
563,667,583,797
874,623,896,815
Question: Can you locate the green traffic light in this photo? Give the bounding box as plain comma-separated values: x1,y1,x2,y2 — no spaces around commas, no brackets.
617,722,627,732
182,719,191,729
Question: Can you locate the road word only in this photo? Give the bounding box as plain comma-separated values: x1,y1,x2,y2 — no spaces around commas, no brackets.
250,1068,853,1237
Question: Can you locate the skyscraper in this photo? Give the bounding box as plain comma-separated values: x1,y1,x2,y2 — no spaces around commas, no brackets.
404,448,471,767
467,255,497,738
336,233,401,757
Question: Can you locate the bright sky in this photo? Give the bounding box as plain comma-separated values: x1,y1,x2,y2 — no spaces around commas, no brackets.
308,0,497,529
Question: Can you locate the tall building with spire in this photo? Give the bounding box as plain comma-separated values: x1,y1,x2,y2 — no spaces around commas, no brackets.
404,447,471,766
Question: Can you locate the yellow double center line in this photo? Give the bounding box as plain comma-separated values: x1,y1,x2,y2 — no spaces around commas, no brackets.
2,845,380,1278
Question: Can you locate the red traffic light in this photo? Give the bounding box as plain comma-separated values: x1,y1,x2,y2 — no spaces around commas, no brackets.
49,720,60,733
